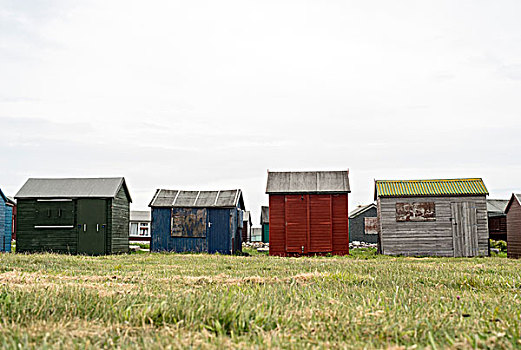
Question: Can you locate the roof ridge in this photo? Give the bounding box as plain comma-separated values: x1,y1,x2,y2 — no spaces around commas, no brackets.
376,178,483,183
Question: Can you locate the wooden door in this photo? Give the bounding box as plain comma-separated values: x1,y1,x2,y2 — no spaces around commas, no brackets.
285,195,308,253
309,195,332,252
451,202,478,257
77,199,106,255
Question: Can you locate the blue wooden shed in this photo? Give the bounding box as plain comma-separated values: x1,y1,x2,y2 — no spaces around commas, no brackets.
149,189,245,254
0,188,15,252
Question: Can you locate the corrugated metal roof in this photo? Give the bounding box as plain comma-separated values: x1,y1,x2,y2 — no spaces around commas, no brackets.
487,199,509,216
149,189,243,208
260,206,269,224
349,203,376,218
130,210,151,222
266,171,350,194
375,178,489,198
15,177,131,201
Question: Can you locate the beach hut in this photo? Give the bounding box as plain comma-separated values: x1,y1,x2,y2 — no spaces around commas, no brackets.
260,206,269,243
266,170,350,256
0,188,15,252
487,199,509,241
506,194,521,258
130,210,151,242
241,211,252,243
15,177,132,255
375,178,489,257
348,203,378,244
251,227,262,242
149,189,245,254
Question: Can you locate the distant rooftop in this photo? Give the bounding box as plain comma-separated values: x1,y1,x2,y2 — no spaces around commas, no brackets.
130,210,151,222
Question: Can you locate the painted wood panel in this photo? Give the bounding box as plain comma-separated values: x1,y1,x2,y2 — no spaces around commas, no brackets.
507,199,521,258
269,195,286,256
332,194,349,255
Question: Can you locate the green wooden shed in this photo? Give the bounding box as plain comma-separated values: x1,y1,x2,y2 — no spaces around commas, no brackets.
261,206,269,243
15,177,132,255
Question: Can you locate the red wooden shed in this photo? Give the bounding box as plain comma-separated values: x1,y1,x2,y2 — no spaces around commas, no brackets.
266,170,350,256
506,194,521,259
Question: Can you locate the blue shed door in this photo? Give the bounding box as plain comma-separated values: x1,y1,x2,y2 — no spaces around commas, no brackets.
207,209,230,254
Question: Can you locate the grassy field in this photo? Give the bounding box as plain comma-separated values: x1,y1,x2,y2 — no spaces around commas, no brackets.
0,249,520,349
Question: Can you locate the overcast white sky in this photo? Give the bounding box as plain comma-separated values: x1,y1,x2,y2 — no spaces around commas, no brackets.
1,0,521,222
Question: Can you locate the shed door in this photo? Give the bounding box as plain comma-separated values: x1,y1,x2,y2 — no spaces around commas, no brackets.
309,195,332,252
77,199,107,255
285,195,308,253
451,202,478,257
208,209,229,254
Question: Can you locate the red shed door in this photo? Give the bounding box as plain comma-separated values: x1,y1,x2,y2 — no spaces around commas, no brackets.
309,195,332,252
285,195,308,253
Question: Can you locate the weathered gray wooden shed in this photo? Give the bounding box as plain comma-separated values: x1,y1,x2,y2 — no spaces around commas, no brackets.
375,178,489,257
15,178,131,255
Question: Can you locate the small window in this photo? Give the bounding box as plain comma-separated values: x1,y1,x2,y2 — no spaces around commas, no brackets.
130,223,138,235
396,202,436,222
364,217,379,235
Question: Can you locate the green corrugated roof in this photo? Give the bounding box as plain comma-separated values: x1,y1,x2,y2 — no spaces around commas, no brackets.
375,178,488,198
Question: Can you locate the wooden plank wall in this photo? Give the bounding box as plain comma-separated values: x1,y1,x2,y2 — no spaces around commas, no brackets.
507,199,521,258
379,195,488,257
16,199,78,253
109,186,130,254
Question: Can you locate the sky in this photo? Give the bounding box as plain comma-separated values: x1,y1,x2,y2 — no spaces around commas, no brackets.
1,0,521,223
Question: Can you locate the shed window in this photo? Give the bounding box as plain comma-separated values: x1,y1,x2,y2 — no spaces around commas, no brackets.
130,223,138,235
396,202,436,222
171,208,207,238
364,217,378,234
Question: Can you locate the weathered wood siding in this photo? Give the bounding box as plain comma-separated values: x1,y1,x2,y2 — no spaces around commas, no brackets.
507,200,521,258
488,216,507,241
16,199,78,253
109,186,130,254
378,195,488,257
349,206,378,243
0,195,12,252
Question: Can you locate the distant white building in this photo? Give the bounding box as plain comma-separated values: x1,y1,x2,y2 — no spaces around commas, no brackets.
130,210,151,242
251,227,262,242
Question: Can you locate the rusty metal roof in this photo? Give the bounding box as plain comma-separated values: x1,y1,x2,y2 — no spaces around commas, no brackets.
149,189,244,209
375,178,489,198
15,177,131,201
266,171,350,194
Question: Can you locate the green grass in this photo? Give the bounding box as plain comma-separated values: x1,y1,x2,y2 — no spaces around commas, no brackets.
0,250,520,349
